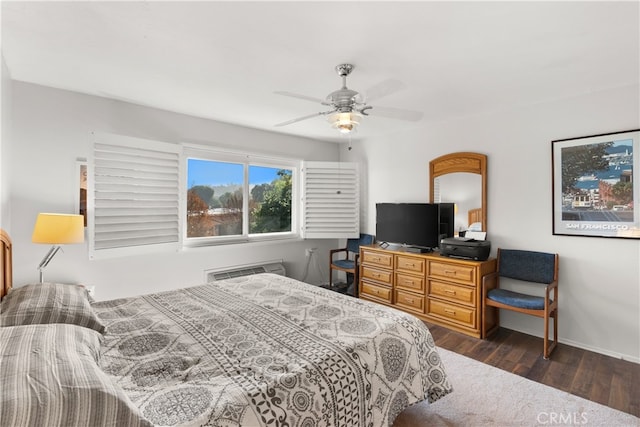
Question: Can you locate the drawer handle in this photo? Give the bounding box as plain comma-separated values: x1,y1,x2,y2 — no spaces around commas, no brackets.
444,270,457,275
444,308,456,315
406,298,415,304
444,289,457,295
406,280,414,284
373,273,380,278
372,257,380,261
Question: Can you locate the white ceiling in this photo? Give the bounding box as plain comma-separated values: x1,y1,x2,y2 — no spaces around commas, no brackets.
2,1,639,143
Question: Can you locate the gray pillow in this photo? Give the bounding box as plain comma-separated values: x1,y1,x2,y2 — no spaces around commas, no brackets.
0,323,153,427
0,282,106,333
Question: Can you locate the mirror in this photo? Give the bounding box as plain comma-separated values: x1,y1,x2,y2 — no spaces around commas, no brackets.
429,152,487,233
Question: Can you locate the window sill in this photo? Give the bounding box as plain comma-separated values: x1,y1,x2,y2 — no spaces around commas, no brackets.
182,233,302,249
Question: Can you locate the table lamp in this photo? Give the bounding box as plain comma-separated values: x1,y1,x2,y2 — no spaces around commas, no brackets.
32,213,84,283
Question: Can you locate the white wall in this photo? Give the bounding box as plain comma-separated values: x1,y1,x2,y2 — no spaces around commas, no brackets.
1,56,11,231
9,82,339,300
342,84,640,362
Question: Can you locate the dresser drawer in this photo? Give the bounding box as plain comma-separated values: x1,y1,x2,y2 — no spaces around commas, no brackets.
429,260,475,285
429,280,475,306
396,255,426,275
361,266,393,285
427,299,475,328
360,281,393,304
395,290,424,314
361,250,393,268
396,272,425,293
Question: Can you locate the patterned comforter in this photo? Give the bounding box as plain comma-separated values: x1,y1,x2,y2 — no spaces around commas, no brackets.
92,273,452,427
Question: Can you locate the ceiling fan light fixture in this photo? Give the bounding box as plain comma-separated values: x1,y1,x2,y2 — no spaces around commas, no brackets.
328,111,362,134
275,63,422,133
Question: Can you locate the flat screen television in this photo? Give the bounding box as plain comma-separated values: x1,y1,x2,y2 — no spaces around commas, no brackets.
376,203,441,251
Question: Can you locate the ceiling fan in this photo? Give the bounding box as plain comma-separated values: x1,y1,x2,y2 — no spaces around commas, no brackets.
275,64,423,134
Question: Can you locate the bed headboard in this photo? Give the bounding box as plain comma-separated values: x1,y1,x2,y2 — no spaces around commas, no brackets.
1,228,12,299
468,208,483,227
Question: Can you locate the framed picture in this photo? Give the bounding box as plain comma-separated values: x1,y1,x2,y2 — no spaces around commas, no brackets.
76,161,87,227
552,129,639,239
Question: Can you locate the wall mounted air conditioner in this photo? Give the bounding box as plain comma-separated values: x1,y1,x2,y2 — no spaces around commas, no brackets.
205,260,286,282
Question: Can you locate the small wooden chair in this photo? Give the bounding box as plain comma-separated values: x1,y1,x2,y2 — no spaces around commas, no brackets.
482,248,559,359
329,233,375,296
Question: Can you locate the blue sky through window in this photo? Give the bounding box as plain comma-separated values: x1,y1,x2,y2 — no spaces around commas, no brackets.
187,159,283,188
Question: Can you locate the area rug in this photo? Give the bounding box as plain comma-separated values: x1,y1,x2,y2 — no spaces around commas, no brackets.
393,347,639,427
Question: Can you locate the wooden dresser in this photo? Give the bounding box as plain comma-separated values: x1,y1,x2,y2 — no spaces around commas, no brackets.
359,244,497,338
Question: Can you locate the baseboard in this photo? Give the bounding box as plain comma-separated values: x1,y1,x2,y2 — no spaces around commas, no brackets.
559,337,640,364
504,326,640,364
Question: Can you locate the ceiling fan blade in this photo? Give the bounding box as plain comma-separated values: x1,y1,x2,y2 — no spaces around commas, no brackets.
274,91,330,105
363,79,406,103
274,111,332,127
368,105,423,122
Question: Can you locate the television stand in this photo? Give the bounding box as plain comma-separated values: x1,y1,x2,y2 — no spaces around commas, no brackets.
359,244,497,339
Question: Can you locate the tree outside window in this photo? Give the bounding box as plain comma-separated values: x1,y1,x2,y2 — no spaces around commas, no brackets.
186,158,293,240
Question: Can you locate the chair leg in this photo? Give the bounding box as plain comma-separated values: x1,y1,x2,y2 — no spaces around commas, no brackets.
543,310,549,359
548,309,558,359
481,300,487,339
481,301,499,339
543,318,549,359
543,310,559,360
354,268,359,298
554,308,558,349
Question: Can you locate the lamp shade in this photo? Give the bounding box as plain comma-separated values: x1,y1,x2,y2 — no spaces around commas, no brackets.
32,213,84,244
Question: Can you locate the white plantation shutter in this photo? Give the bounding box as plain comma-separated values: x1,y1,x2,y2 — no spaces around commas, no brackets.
433,177,441,202
89,132,181,259
301,161,359,239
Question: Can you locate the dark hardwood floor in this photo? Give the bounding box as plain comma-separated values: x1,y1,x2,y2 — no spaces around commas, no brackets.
425,323,640,418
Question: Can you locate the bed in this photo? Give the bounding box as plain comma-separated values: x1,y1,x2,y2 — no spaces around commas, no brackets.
0,229,452,426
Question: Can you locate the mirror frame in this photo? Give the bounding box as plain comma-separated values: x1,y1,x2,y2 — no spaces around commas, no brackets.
429,152,488,233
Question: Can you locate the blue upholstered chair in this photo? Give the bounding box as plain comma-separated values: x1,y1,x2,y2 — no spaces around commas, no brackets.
482,248,559,359
329,234,375,297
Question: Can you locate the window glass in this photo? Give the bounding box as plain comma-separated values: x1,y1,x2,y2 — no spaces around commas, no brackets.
187,159,243,238
186,158,294,242
249,166,292,234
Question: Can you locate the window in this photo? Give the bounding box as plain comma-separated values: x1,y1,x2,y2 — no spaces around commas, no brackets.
90,134,359,257
185,149,297,244
249,166,293,234
187,159,244,238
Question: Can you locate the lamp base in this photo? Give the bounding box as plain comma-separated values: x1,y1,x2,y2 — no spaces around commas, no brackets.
38,245,62,283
